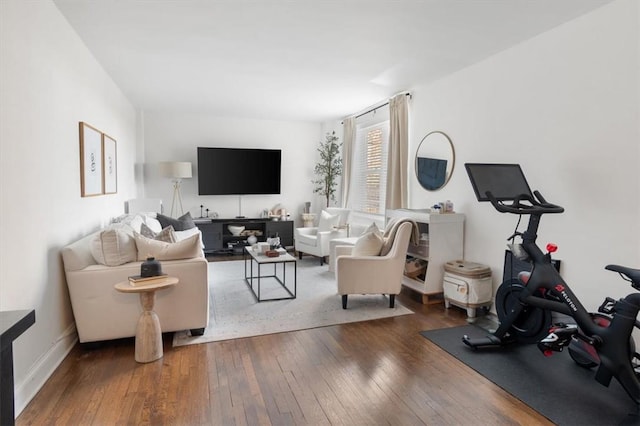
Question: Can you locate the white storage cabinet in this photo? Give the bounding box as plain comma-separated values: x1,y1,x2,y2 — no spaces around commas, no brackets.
386,209,464,304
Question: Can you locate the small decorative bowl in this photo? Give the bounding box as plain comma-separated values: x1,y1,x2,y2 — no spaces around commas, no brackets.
228,225,245,236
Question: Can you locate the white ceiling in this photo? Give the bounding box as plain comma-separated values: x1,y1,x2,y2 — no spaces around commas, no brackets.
54,0,613,122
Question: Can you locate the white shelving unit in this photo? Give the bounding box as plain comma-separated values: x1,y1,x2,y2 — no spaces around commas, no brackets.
386,209,464,304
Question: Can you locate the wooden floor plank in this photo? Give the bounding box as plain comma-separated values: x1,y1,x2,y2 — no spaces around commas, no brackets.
17,286,553,426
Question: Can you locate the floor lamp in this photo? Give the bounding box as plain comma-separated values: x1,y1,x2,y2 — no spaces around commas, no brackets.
159,161,192,218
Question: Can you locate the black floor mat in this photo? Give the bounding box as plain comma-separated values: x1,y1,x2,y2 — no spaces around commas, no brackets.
421,325,640,426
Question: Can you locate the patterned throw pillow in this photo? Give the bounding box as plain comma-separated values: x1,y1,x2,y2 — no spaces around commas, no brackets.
140,223,176,243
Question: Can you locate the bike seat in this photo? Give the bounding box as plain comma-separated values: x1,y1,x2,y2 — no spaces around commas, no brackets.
605,264,640,285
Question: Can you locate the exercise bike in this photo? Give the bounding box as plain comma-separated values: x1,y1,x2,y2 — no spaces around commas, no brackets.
463,163,640,408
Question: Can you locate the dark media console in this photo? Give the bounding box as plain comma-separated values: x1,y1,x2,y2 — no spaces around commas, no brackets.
194,217,293,255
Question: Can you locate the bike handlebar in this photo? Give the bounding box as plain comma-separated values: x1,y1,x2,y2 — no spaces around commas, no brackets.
485,190,565,215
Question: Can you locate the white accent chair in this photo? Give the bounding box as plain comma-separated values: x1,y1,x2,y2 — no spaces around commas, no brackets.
294,207,350,265
336,221,412,309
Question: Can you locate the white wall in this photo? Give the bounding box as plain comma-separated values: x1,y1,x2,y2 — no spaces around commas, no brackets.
142,112,322,224
0,0,138,415
407,0,639,310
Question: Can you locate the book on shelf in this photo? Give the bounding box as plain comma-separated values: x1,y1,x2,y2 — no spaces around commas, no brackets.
128,274,168,286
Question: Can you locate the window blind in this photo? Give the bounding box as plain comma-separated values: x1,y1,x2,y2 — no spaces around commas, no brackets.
349,120,390,214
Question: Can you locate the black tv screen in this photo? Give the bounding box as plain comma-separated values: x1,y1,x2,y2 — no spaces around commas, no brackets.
197,147,281,195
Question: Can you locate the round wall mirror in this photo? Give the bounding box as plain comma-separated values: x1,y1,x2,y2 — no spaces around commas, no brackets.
415,131,455,191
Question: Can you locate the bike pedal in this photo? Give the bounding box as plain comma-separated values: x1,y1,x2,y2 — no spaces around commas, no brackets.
598,297,616,314
537,324,578,354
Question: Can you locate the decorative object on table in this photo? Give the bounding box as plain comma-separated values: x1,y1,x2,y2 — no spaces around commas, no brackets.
269,204,288,221
265,250,280,257
266,235,280,249
304,201,311,213
140,256,162,277
128,273,169,286
102,133,117,194
312,131,342,207
228,225,245,236
159,161,192,218
247,235,258,245
444,200,454,213
79,121,104,197
257,242,270,254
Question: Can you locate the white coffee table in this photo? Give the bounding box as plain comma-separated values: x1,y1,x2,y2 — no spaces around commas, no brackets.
244,247,297,302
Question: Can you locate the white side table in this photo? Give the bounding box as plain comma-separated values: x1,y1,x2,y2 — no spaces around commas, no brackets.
114,276,178,363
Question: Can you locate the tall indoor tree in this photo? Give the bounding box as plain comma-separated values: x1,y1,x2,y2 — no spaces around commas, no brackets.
312,131,342,207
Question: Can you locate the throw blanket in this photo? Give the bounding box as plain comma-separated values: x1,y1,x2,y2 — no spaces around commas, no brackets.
380,217,421,256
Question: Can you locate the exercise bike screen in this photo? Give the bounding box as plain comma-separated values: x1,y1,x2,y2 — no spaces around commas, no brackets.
465,163,534,202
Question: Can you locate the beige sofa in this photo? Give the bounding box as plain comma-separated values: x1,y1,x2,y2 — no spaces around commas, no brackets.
61,214,209,343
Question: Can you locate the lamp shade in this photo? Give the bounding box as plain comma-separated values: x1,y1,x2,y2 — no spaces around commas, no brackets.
159,161,192,179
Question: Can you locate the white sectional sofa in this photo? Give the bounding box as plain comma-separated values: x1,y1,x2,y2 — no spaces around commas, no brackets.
61,213,209,343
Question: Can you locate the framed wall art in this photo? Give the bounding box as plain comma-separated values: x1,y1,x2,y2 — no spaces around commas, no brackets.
102,133,117,194
79,122,103,197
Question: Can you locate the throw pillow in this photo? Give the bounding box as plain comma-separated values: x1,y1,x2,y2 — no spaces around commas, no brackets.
143,215,163,234
363,222,383,238
352,228,384,257
156,212,196,231
318,210,340,232
134,232,202,261
140,223,176,243
174,227,205,248
90,229,137,266
108,214,145,235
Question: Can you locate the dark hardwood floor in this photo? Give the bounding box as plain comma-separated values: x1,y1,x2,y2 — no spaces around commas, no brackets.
17,259,551,425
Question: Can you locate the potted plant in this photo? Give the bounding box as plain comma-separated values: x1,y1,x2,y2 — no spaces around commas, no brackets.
312,131,342,207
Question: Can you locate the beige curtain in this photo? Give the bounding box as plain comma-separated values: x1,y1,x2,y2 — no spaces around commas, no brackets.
340,117,355,207
386,94,409,209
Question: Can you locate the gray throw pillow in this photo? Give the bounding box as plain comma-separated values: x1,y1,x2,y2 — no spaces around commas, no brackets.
157,212,195,231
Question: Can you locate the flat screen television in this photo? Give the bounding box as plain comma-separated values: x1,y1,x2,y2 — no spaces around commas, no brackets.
197,147,281,195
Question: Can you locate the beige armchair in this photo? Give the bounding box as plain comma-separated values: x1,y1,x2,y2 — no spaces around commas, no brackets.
294,207,350,265
336,221,412,309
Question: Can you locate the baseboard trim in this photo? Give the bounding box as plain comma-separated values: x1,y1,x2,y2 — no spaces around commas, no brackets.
14,323,78,418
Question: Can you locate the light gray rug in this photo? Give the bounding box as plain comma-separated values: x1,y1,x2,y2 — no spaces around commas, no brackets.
173,257,413,346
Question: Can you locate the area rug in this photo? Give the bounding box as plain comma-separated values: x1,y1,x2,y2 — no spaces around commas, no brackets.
421,325,639,426
173,257,413,346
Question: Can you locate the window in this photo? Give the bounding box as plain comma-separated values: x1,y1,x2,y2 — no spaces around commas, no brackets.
349,118,390,215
